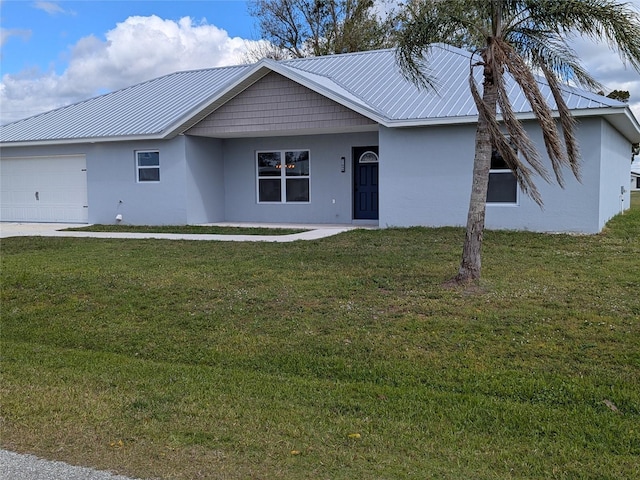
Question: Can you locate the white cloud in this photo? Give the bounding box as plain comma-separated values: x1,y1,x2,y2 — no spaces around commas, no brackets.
570,33,640,120
34,1,74,16
0,15,259,124
0,28,31,48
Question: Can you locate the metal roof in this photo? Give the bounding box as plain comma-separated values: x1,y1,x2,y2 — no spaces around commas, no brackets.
0,65,251,144
1,44,635,145
282,45,627,121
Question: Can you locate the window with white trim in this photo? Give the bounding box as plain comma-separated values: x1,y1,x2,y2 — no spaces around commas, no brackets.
136,151,160,182
257,150,310,203
487,144,517,204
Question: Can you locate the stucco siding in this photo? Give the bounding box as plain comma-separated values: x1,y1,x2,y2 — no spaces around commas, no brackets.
87,137,189,225
185,136,225,224
222,131,378,224
379,124,476,228
484,119,602,233
186,72,376,136
599,119,632,228
379,119,608,233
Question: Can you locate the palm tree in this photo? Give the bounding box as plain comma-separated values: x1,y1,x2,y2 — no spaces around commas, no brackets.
396,0,640,285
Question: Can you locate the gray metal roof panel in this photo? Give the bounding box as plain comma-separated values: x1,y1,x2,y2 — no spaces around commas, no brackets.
1,44,631,145
0,65,251,143
282,45,625,120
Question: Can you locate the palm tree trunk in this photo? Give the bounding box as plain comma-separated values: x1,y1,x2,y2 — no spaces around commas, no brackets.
453,64,499,285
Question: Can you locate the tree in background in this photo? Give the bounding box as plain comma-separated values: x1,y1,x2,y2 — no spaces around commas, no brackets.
396,0,640,285
605,89,631,102
241,40,293,63
248,0,396,58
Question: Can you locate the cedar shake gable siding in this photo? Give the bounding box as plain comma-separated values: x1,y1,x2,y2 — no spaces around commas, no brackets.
185,72,376,137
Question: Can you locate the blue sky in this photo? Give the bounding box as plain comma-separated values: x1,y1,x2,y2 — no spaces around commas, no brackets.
1,0,259,123
1,0,640,125
1,1,255,75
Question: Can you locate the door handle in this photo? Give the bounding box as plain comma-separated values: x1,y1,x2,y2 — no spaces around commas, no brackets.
35,191,39,201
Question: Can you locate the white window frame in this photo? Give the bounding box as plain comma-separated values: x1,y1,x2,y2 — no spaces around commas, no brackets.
487,142,518,206
256,149,310,204
136,150,160,183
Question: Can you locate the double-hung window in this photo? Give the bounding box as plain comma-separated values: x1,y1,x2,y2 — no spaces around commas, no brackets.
136,151,160,183
487,144,517,204
257,150,310,203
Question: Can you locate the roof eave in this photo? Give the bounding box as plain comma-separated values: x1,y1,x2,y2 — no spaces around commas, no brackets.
385,106,640,142
0,133,166,148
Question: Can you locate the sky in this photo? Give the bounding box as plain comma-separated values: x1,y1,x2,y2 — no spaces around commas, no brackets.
1,0,640,126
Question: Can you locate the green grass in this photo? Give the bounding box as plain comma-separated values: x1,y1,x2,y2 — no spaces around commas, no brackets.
64,224,307,235
1,201,639,479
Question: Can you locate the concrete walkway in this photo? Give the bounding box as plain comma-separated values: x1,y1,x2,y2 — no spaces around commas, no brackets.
0,222,364,241
0,449,142,480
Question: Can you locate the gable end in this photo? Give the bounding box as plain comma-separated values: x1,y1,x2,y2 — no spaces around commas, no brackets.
185,72,377,137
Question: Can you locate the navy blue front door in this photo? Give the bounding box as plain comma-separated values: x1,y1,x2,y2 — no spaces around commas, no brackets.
353,146,379,220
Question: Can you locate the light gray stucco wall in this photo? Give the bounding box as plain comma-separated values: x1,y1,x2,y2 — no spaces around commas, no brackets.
185,136,225,224
2,116,630,231
86,137,189,225
484,119,602,233
599,119,632,229
379,124,476,228
379,118,620,234
222,131,378,224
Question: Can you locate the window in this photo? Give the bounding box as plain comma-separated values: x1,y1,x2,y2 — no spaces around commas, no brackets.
257,150,310,203
136,151,160,182
487,144,517,204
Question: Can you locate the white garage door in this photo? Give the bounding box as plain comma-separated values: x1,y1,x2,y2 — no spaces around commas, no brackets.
1,155,88,223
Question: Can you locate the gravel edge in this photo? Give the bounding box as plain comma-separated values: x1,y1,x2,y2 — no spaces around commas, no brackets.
0,450,143,480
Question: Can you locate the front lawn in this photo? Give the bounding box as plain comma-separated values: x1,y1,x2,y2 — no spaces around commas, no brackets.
1,206,639,479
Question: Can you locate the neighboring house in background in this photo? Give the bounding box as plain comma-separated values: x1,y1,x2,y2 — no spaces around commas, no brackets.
632,161,640,191
1,45,639,233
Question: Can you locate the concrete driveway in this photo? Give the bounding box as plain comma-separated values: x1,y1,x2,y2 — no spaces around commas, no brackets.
0,222,360,242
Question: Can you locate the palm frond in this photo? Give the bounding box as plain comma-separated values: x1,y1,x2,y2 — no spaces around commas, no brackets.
491,46,551,184
395,0,492,90
524,0,640,71
495,39,572,187
395,1,443,90
468,52,544,206
539,62,581,182
508,30,603,91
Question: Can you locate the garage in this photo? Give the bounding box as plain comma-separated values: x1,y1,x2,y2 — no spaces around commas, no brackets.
1,155,88,223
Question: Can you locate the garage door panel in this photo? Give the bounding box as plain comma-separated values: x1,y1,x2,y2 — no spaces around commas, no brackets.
1,155,88,223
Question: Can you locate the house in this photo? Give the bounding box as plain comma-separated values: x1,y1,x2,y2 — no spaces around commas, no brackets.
1,45,639,233
632,161,640,191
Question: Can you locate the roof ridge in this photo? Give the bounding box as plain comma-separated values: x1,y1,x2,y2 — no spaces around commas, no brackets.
282,47,396,65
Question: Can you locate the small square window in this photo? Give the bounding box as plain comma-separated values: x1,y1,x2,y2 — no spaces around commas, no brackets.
137,151,160,183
